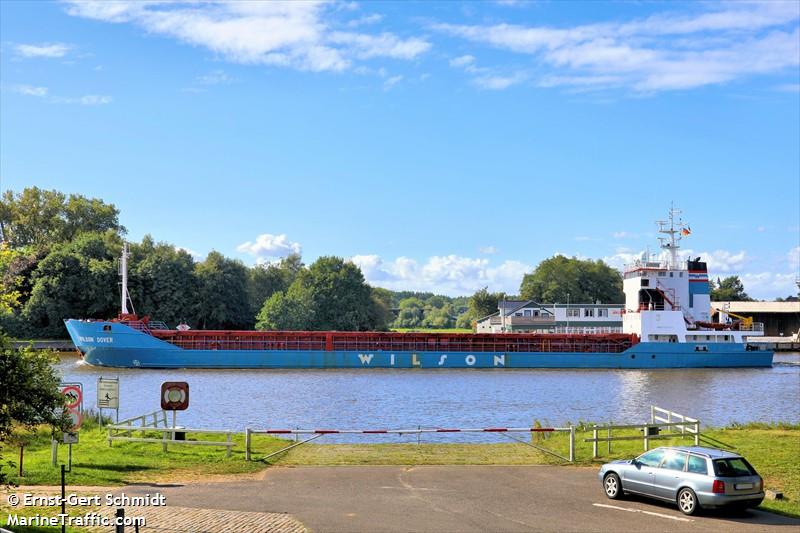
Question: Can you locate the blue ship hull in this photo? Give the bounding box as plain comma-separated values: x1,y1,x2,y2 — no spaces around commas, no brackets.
64,320,774,369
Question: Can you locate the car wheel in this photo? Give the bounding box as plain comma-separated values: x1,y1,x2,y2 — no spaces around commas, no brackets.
677,488,699,516
603,473,623,500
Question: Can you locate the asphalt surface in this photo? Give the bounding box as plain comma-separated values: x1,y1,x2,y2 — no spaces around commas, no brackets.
122,466,800,532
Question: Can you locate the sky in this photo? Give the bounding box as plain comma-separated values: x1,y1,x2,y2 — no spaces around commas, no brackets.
1,0,799,299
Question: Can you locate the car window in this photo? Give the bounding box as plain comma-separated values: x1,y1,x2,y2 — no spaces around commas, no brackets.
713,458,756,477
661,451,688,471
637,449,665,467
687,455,708,475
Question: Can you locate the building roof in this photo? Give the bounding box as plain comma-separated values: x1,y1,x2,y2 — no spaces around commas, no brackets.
710,301,800,314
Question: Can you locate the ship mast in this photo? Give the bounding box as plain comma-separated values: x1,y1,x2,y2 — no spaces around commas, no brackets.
656,203,688,269
120,242,133,315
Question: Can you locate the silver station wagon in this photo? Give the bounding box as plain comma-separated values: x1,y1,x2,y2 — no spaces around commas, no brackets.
598,446,764,515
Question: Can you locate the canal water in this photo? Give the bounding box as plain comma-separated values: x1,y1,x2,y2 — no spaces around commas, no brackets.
55,353,800,442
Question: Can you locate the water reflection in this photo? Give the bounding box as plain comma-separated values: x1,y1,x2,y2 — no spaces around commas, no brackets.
55,353,800,442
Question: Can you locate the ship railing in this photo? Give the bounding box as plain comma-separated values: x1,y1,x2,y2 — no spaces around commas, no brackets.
550,327,623,335
738,322,764,332
162,336,635,354
121,320,170,333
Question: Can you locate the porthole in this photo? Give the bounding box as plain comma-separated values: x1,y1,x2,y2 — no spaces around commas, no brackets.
651,354,656,359
631,354,636,359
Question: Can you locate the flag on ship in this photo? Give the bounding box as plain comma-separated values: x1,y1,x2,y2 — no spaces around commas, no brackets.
681,226,691,236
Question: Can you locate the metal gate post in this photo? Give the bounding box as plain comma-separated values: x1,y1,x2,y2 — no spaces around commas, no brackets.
245,428,251,461
568,426,575,462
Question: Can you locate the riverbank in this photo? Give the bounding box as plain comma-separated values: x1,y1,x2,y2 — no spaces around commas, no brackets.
2,423,798,520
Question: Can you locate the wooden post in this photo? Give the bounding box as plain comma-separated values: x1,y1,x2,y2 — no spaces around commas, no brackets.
19,446,23,477
245,428,251,461
643,426,649,451
607,426,612,455
226,432,232,458
592,426,598,458
108,427,113,447
650,405,655,424
694,421,700,446
51,439,58,466
162,429,168,452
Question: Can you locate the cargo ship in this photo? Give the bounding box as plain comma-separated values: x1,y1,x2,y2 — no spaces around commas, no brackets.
64,209,773,369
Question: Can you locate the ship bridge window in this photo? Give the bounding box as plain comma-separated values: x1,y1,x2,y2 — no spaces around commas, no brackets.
670,272,674,277
679,272,684,277
103,325,111,332
641,279,650,287
658,271,666,277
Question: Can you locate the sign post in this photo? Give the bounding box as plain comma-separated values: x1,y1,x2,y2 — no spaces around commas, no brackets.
58,383,83,471
160,382,189,447
97,377,120,425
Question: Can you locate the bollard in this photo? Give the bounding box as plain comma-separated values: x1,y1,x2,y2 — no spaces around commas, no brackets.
116,508,125,533
245,428,251,461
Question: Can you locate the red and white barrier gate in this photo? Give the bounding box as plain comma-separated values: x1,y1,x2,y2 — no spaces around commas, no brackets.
245,425,575,462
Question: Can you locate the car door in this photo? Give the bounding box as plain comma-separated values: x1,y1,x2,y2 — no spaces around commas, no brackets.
654,450,689,500
623,449,664,496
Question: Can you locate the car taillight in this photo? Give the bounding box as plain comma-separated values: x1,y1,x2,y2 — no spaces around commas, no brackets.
712,480,725,494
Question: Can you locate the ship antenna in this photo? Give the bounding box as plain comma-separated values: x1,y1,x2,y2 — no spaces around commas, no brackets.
656,202,687,269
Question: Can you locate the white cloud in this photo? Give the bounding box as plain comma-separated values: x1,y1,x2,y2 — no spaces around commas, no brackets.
197,70,235,85
11,84,48,97
479,245,497,255
15,42,72,58
740,272,798,299
383,74,403,90
449,54,475,68
347,13,383,28
8,85,110,105
237,233,302,261
432,3,800,92
612,231,638,239
64,1,429,73
473,72,526,90
350,254,531,295
686,249,748,273
175,246,203,260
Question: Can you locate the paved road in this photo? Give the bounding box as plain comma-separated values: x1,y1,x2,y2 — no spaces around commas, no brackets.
119,465,800,532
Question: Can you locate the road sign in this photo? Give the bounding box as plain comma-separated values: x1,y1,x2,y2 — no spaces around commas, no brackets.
61,384,82,409
161,382,189,411
59,382,83,431
63,432,78,444
97,377,119,409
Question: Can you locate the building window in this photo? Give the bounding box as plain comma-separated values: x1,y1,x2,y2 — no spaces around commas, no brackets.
670,272,674,277
567,308,580,318
658,271,666,277
523,309,531,317
584,308,595,318
641,279,649,287
597,308,609,318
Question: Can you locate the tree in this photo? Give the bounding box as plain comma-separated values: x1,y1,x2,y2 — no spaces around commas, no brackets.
255,256,388,331
710,276,752,301
455,287,505,329
195,252,251,329
128,237,200,327
21,232,120,338
248,254,303,319
0,187,124,248
0,335,71,484
519,256,623,304
394,297,425,328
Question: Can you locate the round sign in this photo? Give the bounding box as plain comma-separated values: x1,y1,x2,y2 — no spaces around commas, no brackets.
61,385,82,409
